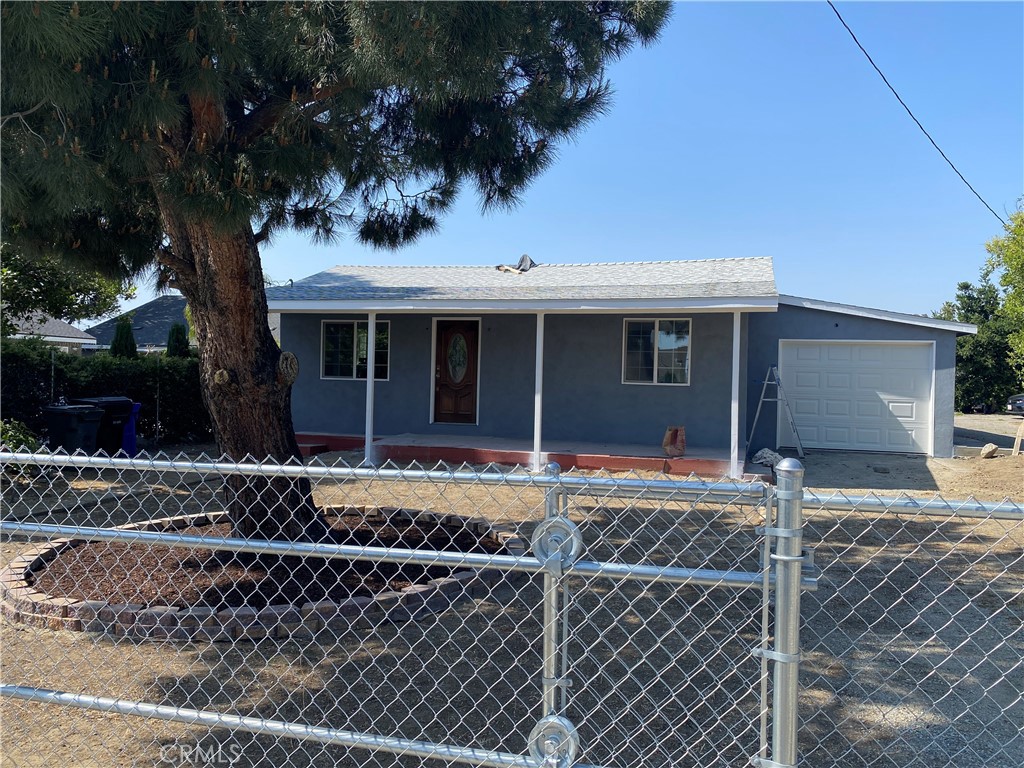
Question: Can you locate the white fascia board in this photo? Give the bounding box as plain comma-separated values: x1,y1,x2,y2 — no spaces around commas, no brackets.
268,296,779,314
12,333,96,344
778,295,977,335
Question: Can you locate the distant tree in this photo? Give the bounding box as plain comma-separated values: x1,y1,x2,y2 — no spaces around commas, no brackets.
935,279,1019,412
985,205,1024,379
0,247,133,337
166,323,190,358
110,316,138,359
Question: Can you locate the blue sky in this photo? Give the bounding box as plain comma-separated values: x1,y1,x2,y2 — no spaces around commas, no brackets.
130,1,1023,318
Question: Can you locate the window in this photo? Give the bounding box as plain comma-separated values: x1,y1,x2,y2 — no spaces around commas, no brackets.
322,321,389,380
622,319,690,385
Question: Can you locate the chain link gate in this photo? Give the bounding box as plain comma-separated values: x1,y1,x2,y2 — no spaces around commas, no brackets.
0,452,812,768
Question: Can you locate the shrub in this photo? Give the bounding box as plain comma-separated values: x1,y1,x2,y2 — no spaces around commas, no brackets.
0,338,212,445
0,337,74,435
166,322,190,358
110,316,137,358
0,418,40,451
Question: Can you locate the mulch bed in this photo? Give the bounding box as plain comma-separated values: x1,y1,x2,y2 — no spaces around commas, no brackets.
32,515,503,611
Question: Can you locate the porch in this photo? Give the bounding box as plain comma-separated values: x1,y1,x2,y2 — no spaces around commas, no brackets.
297,432,769,479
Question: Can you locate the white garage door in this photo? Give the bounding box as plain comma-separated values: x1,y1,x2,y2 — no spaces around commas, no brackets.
778,341,934,454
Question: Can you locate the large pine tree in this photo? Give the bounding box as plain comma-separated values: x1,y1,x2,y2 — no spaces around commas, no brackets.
1,1,668,538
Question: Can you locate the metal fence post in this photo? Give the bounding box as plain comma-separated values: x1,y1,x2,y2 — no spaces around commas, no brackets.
772,458,804,767
542,462,561,717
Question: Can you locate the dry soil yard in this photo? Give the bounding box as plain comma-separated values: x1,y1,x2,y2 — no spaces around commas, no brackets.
0,416,1020,767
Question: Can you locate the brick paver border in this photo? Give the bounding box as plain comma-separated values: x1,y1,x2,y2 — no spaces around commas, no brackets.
0,507,528,641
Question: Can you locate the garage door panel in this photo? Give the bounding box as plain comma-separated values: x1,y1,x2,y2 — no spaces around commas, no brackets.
856,400,883,418
779,341,933,454
824,400,850,417
886,372,917,395
856,373,883,390
793,399,819,415
795,371,820,389
886,429,918,449
826,372,851,389
854,428,883,448
888,401,916,420
888,345,932,366
822,426,851,444
855,346,883,363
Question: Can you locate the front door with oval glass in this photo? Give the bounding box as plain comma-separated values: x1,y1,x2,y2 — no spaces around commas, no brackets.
434,320,479,423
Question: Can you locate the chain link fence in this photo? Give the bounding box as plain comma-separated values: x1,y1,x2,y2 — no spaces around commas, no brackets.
1,452,804,768
798,490,1023,768
0,452,1019,767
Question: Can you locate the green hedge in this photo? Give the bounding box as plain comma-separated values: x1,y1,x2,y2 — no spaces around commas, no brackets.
0,337,212,445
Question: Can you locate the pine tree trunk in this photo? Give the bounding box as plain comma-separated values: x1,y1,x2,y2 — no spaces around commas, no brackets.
157,207,329,542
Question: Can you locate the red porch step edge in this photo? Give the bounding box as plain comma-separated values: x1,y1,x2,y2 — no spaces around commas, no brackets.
294,433,748,477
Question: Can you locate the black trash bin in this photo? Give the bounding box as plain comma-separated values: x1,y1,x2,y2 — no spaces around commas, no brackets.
43,405,104,453
70,396,135,454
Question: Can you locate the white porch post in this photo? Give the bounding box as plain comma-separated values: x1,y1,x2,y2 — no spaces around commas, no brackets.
730,311,742,478
532,312,545,472
364,311,377,466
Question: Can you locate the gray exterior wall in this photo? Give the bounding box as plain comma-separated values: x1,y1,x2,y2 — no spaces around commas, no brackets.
281,312,743,450
745,305,959,458
543,313,738,448
282,313,537,439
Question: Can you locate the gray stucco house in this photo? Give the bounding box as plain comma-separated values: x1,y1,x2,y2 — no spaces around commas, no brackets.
267,257,975,475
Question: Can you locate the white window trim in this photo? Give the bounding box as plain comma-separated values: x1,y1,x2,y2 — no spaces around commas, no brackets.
320,319,391,381
621,318,692,387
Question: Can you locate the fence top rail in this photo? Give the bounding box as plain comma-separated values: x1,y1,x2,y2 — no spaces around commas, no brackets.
0,451,767,503
0,521,818,590
803,490,1023,521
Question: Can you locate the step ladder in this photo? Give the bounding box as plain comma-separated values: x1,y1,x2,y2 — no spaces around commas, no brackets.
749,366,804,458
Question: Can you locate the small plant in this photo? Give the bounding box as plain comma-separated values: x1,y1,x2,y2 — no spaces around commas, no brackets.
1,419,41,483
1,419,40,452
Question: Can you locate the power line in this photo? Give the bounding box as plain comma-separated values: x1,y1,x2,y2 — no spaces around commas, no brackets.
826,1,1006,226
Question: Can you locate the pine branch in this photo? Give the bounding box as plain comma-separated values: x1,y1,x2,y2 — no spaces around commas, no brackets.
235,79,355,145
0,100,46,128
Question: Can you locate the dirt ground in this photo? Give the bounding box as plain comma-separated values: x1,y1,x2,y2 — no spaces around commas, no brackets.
796,414,1022,501
798,450,1022,500
0,420,1021,767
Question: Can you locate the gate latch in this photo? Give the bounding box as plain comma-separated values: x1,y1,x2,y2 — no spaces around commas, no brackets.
532,518,583,578
528,715,579,768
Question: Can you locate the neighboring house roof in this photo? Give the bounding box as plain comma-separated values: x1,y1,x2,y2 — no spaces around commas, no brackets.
86,294,188,348
12,313,96,344
266,257,779,311
778,295,977,335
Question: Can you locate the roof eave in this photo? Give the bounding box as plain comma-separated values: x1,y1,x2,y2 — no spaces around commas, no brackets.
12,333,96,344
267,296,779,313
778,295,977,335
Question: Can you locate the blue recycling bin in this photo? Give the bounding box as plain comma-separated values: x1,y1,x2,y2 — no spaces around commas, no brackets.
122,402,142,456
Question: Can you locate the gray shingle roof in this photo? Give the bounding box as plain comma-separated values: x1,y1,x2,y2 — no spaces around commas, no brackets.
266,257,777,304
13,313,96,342
85,295,188,347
